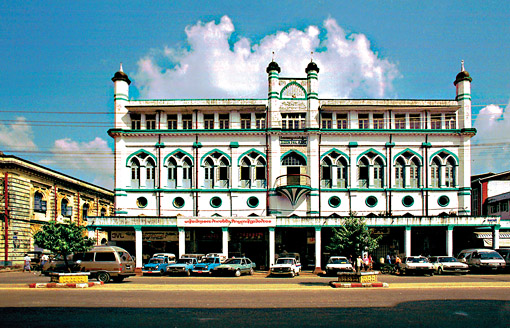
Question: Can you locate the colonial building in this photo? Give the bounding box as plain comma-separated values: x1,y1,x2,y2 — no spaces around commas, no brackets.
0,153,114,266
87,61,503,272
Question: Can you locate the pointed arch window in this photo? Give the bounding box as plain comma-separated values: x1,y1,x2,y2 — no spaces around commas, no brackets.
373,158,384,188
204,158,214,188
394,151,422,188
431,158,440,188
358,151,386,189
282,152,306,185
82,203,89,219
321,157,332,188
358,157,369,188
130,158,141,188
445,157,456,187
202,152,230,189
395,158,405,188
337,157,349,188
182,157,193,188
168,158,177,189
100,208,106,217
34,192,47,213
410,157,421,188
430,151,457,188
146,159,156,189
61,198,72,217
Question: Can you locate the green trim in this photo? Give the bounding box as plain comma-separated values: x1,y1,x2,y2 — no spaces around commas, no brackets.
348,142,358,148
457,192,471,196
115,193,128,197
357,148,387,165
230,142,239,148
114,211,128,214
309,193,320,196
422,142,432,148
237,148,266,165
155,142,165,148
385,142,395,148
126,149,157,167
114,96,129,101
114,188,268,192
365,196,378,208
460,128,477,134
402,195,414,207
200,148,232,166
328,196,341,208
210,196,222,208
279,81,307,100
172,197,185,209
393,148,423,164
280,149,308,165
320,148,350,164
307,211,320,214
247,196,259,208
192,142,202,148
163,149,195,166
438,195,450,207
429,148,459,165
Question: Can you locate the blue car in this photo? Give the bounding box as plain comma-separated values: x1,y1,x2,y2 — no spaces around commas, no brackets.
166,258,198,276
192,257,223,275
142,256,172,275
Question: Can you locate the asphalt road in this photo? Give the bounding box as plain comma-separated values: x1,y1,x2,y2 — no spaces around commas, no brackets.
0,271,508,327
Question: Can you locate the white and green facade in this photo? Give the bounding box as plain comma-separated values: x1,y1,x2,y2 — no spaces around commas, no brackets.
87,61,501,271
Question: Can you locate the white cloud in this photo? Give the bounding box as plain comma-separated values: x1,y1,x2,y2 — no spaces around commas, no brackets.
472,101,510,174
40,137,113,189
0,117,37,151
134,16,399,99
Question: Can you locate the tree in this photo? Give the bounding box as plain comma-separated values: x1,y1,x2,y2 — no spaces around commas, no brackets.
34,221,96,272
326,216,382,258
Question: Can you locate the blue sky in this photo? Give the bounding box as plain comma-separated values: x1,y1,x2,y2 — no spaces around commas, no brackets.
0,1,509,189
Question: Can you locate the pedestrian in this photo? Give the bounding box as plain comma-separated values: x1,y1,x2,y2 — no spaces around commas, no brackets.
40,254,49,271
23,254,31,273
368,254,373,271
363,255,369,271
395,255,402,272
386,253,391,264
356,256,363,272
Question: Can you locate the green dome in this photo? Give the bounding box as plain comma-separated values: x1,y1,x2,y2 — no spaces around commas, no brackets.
266,61,281,74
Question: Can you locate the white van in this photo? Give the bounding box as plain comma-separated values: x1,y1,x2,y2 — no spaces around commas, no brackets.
457,248,506,272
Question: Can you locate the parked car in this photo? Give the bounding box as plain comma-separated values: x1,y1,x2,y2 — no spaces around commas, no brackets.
205,253,227,262
495,249,510,271
325,256,354,276
278,252,300,263
166,257,198,276
181,254,205,262
211,257,256,276
142,256,173,275
457,248,506,272
428,256,469,275
42,246,136,283
398,256,435,276
192,256,223,275
270,257,301,277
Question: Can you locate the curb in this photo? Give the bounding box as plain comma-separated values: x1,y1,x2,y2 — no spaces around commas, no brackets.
330,281,389,288
28,282,104,288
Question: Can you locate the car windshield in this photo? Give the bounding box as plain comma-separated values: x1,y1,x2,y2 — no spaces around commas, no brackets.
176,258,193,264
149,258,164,264
438,257,457,263
224,259,242,265
201,258,216,263
480,252,502,260
329,258,348,264
408,257,429,263
276,259,294,265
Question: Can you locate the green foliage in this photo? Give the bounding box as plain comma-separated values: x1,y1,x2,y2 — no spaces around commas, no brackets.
34,221,95,272
326,216,382,257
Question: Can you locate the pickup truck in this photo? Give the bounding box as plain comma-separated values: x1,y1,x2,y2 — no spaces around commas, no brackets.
270,257,301,277
166,257,198,276
142,256,173,275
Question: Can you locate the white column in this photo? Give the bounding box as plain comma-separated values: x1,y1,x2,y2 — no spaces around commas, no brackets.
315,227,322,273
135,227,143,269
222,227,229,257
178,228,186,258
269,228,275,267
493,226,500,249
405,226,411,257
87,228,95,240
446,226,453,257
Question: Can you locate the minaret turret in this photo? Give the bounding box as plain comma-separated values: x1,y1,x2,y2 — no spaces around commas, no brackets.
306,54,320,129
454,60,472,129
267,54,281,129
112,63,131,129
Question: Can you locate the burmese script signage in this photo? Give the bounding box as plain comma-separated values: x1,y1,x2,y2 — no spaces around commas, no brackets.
111,231,179,242
178,217,275,227
280,136,307,146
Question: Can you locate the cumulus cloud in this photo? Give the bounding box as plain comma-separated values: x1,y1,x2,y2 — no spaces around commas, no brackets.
0,117,37,151
134,16,399,99
472,101,510,174
40,137,113,189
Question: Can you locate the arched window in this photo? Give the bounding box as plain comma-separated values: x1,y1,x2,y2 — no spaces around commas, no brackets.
337,157,349,188
321,157,332,188
410,157,421,188
34,191,47,213
255,157,267,187
430,151,457,188
395,158,405,188
445,157,456,187
130,158,140,188
281,152,306,185
100,208,106,216
202,151,230,189
182,157,193,188
61,198,72,217
431,157,440,188
168,157,177,189
146,159,156,189
373,158,384,188
240,157,252,188
358,157,369,188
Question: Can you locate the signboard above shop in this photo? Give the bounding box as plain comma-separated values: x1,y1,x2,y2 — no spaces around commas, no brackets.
280,136,307,146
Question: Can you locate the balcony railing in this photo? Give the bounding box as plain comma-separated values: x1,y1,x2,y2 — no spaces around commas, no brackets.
274,174,311,206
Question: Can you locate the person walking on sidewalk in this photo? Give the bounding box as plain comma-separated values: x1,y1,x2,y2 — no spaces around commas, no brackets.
23,254,31,273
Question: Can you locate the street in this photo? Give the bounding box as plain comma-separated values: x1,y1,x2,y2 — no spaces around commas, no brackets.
0,271,509,327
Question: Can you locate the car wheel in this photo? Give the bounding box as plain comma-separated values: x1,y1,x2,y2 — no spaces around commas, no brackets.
234,269,241,277
160,269,165,275
429,272,434,276
186,270,191,277
290,271,295,278
97,272,110,283
438,267,443,275
297,269,300,276
249,268,254,275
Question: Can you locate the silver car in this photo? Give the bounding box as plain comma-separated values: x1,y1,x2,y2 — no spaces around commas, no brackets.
429,256,469,275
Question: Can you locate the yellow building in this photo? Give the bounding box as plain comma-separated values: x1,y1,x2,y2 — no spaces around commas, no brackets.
0,153,113,267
